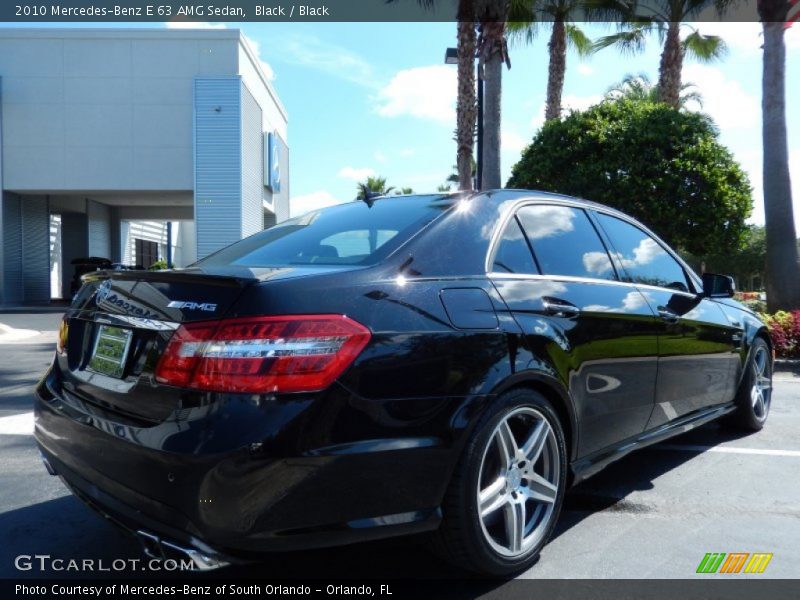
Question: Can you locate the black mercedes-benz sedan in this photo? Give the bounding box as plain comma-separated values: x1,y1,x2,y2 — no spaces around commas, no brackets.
35,190,773,575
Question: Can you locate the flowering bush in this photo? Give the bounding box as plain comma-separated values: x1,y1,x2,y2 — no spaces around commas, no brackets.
758,311,800,358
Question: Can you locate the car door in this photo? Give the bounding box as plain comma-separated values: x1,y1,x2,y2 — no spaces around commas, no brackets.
489,203,660,459
591,211,740,428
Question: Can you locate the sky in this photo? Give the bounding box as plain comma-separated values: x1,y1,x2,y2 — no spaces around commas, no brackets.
238,20,800,230
5,19,799,230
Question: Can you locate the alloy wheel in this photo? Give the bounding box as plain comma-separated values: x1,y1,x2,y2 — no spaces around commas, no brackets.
476,406,560,558
751,345,772,420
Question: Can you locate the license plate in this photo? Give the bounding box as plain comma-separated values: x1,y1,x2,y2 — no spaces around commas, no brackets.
88,325,133,378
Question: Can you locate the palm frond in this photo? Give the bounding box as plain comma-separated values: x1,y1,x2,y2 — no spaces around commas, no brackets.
683,30,728,62
593,26,651,56
565,23,594,57
583,0,636,22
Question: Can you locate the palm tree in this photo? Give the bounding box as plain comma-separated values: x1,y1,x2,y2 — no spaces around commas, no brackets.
759,0,800,310
356,176,394,200
508,1,593,122
456,7,478,191
394,187,415,195
604,72,703,109
477,1,512,190
590,0,729,108
404,0,476,191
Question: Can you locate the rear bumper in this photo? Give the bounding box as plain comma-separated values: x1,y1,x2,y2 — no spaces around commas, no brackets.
34,367,460,556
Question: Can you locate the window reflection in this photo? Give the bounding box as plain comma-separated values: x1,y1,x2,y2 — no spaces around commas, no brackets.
517,206,615,280
595,213,690,292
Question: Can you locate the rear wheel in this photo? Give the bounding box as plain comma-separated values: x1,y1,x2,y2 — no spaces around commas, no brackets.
727,338,772,431
434,389,567,576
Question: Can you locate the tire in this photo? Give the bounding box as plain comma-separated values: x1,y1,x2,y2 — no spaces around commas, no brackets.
727,337,773,432
433,388,567,576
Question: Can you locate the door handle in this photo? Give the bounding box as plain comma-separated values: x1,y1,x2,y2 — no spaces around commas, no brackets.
542,297,581,318
657,306,679,323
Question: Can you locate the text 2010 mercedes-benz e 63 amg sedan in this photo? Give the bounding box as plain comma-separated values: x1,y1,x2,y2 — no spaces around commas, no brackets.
35,190,772,575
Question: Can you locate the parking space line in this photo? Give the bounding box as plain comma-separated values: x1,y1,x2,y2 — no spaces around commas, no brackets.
653,444,800,458
0,411,33,435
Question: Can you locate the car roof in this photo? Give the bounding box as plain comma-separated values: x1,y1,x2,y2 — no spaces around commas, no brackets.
383,188,627,216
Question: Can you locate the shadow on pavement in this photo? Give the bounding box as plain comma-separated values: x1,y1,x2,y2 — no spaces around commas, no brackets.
554,420,755,540
0,420,756,582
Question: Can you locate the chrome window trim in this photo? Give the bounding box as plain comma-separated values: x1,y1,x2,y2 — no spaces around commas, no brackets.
484,196,703,297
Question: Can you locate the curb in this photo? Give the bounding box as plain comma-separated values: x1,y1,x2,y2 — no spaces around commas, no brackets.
775,359,800,375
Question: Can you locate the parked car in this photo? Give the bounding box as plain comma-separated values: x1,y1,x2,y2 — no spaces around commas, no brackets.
35,191,772,575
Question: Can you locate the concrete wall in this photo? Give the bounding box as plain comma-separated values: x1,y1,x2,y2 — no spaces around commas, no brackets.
0,28,240,192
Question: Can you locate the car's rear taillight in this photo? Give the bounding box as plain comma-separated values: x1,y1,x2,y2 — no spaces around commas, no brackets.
154,315,371,393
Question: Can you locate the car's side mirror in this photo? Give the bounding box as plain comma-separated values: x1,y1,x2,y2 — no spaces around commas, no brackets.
702,272,735,298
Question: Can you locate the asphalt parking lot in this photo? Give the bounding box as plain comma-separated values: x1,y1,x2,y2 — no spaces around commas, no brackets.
1,312,798,581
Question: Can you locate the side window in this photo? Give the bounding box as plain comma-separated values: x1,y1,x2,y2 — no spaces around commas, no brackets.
516,205,615,280
594,213,690,292
491,216,538,274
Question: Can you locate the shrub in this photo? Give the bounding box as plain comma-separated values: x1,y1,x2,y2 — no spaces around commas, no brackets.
507,98,752,257
759,310,800,358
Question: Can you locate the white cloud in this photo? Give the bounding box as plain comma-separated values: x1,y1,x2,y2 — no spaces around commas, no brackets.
502,128,529,154
399,148,416,157
375,65,457,123
562,94,604,112
577,63,594,76
290,191,343,217
242,35,275,81
530,94,603,129
687,22,800,53
788,27,800,50
682,64,759,130
524,206,576,240
374,150,387,164
274,33,376,88
338,166,376,181
164,22,275,81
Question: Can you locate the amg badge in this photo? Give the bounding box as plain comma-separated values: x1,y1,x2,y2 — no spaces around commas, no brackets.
167,301,217,312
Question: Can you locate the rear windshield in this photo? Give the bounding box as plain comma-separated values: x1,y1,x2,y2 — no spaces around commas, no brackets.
195,195,454,268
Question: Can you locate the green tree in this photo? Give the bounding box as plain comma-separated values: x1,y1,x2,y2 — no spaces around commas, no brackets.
508,0,593,122
758,0,800,310
356,176,394,200
590,0,729,108
394,187,415,195
507,98,752,256
683,225,767,291
605,72,702,109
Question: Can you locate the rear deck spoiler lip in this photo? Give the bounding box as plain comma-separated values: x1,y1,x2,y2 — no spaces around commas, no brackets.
82,269,253,288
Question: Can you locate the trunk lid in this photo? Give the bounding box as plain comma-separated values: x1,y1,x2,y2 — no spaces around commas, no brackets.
57,265,365,423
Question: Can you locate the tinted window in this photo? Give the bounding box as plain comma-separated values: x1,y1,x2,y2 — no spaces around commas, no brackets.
492,217,538,274
595,213,690,292
195,196,451,268
516,205,615,280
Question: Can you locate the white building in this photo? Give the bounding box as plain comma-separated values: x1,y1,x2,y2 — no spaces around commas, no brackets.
0,27,289,304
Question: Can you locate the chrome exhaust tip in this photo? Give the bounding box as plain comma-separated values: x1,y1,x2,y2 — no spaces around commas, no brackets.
135,530,230,571
40,454,58,476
